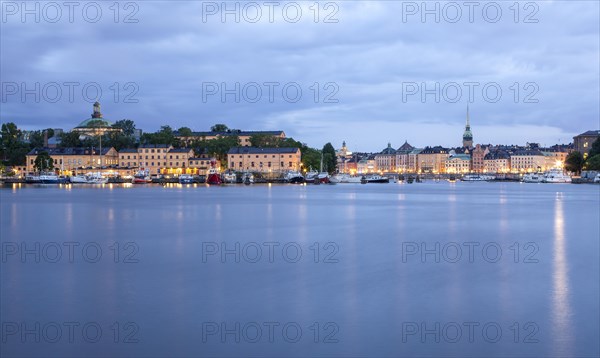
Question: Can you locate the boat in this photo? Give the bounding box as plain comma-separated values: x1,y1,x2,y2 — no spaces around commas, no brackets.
461,174,494,181
133,170,152,184
407,177,414,184
284,171,304,184
39,172,59,184
522,173,544,183
222,170,237,184
360,174,390,184
207,168,222,185
25,175,41,183
594,174,600,183
70,175,88,183
317,172,330,184
87,172,108,184
542,169,572,183
305,169,318,182
330,173,362,183
178,174,194,184
241,172,254,185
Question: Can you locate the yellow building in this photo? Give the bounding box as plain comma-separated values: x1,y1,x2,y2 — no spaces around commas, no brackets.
510,150,547,173
177,131,285,147
417,146,449,173
445,154,471,174
542,151,568,170
227,147,301,172
374,143,397,173
26,147,118,174
484,151,511,173
133,144,172,175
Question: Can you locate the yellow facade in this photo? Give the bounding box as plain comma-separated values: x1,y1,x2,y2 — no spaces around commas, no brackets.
26,147,118,174
227,147,301,173
484,158,510,173
510,154,547,173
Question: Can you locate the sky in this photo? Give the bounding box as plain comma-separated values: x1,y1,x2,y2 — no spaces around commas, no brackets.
1,0,599,152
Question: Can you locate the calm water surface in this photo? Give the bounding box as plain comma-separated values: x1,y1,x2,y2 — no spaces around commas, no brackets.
1,182,599,357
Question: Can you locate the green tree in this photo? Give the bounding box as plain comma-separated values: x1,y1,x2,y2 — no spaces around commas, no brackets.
585,154,600,170
113,119,136,137
33,151,54,172
210,124,229,132
565,151,584,174
177,126,193,137
59,132,83,148
249,134,284,147
0,122,28,165
301,147,321,173
587,137,600,158
322,142,337,173
141,125,176,146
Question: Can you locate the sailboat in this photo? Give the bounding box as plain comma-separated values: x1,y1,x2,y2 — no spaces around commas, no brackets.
317,153,330,183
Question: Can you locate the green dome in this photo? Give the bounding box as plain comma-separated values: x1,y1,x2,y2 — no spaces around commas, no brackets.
76,118,113,128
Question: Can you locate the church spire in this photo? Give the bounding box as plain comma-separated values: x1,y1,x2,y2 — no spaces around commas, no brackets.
462,105,473,148
466,104,470,128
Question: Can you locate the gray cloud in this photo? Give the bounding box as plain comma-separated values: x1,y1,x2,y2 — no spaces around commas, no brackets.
1,1,598,151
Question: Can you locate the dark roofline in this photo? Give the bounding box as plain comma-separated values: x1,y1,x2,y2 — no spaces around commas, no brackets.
227,147,300,155
176,130,285,137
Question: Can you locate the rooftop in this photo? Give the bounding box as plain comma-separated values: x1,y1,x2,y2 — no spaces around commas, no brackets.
177,130,285,137
227,147,300,155
574,130,600,137
28,147,115,156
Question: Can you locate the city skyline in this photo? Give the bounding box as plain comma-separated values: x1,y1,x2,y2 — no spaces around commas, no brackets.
2,1,598,151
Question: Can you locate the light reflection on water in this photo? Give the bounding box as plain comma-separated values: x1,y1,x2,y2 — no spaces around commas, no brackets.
552,194,573,355
1,183,598,357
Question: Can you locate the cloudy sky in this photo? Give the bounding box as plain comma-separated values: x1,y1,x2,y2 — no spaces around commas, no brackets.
1,1,598,151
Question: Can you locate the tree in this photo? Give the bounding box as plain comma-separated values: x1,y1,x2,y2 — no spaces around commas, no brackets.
322,143,337,173
565,151,584,174
0,122,28,165
301,147,321,173
177,127,193,137
249,134,284,148
59,132,83,148
585,154,600,171
113,119,136,137
141,125,176,146
587,138,600,158
210,124,229,132
33,151,54,172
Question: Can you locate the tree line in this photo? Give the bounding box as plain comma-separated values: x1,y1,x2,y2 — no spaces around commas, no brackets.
1,121,340,174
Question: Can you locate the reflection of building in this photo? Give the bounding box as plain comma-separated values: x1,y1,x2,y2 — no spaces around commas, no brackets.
462,106,473,148
484,150,510,173
418,146,449,173
177,130,285,147
72,102,121,138
375,143,396,172
26,147,118,174
573,130,599,157
227,147,301,172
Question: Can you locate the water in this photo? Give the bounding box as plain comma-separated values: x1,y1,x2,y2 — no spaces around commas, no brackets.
1,182,599,357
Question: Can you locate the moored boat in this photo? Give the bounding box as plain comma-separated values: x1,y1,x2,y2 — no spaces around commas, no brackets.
522,173,544,183
241,172,254,185
178,174,194,184
284,170,304,184
542,169,572,183
221,170,237,184
133,170,152,184
39,172,59,184
361,174,390,184
207,168,222,185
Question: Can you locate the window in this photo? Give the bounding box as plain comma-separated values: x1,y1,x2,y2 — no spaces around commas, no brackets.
145,149,149,153
281,162,284,167
256,155,259,158
151,149,155,153
169,155,172,159
239,162,242,167
251,162,255,167
170,162,172,166
231,163,234,168
264,155,267,158
176,155,179,159
151,162,154,166
268,162,271,167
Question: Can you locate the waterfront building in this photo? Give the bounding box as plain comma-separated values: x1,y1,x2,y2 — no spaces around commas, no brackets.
357,154,377,174
395,141,414,173
71,102,121,138
484,150,511,173
188,157,220,173
375,143,397,172
445,151,471,174
134,144,171,175
336,141,353,173
462,106,473,148
510,149,546,173
470,144,489,173
417,146,449,173
176,130,285,147
26,147,118,174
227,147,301,173
542,150,568,170
573,130,599,157
407,148,423,173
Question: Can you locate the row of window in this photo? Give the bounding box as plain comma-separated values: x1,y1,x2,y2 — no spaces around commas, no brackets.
231,154,296,159
230,162,294,168
119,161,212,167
120,154,187,160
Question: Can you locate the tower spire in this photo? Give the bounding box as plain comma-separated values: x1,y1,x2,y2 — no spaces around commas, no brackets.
466,104,470,127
